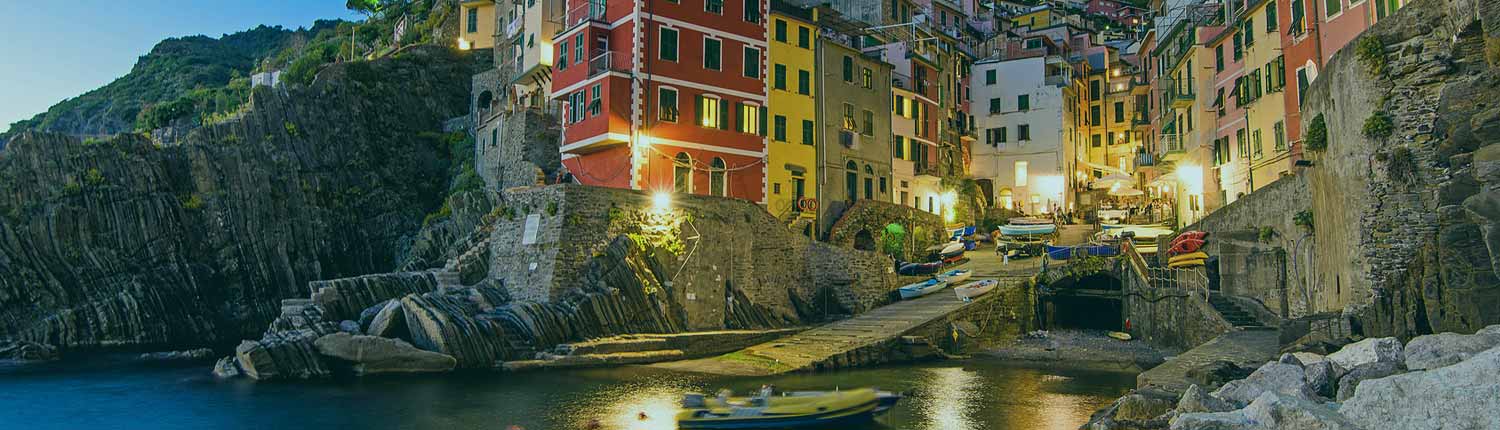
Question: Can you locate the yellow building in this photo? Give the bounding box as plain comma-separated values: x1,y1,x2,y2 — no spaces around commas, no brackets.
1153,21,1221,227
459,0,497,50
1011,6,1063,29
1238,0,1290,190
766,3,819,219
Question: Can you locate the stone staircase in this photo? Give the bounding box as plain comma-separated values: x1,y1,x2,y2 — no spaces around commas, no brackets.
1209,292,1268,329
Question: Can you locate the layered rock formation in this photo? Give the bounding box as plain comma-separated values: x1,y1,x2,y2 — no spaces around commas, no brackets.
0,46,482,352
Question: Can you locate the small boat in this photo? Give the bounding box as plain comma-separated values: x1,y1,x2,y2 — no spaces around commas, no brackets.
1045,244,1120,260
999,224,1057,236
897,261,943,276
1108,331,1133,341
899,278,949,300
1167,251,1208,263
935,269,972,284
1008,217,1053,225
938,241,966,258
954,279,998,301
677,388,902,429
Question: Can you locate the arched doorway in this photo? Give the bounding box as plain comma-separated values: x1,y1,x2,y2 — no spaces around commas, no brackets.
673,152,693,193
998,188,1014,210
853,229,876,251
709,157,727,197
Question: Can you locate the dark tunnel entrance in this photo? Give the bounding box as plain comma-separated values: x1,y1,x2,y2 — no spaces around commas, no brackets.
1040,272,1124,331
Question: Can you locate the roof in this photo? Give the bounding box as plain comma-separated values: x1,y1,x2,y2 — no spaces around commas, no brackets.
771,0,816,23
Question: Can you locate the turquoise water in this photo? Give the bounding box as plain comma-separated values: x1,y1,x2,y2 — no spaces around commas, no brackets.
0,357,1133,429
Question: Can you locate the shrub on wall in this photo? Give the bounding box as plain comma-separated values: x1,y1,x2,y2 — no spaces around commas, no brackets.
1305,114,1328,152
1387,146,1418,184
1356,36,1389,76
1363,112,1394,139
1294,210,1314,232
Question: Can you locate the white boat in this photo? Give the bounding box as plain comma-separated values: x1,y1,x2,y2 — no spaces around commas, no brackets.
898,278,949,300
935,269,972,284
938,241,966,257
954,279,998,301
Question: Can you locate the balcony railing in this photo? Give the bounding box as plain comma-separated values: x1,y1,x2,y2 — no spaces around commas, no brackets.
1136,151,1156,167
505,17,522,38
1045,74,1069,87
915,162,943,178
587,51,629,77
1158,134,1184,155
891,72,930,96
556,0,607,31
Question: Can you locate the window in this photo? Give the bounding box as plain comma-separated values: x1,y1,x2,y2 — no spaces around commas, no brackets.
1274,121,1287,151
743,47,760,78
709,158,727,196
895,95,906,116
1090,105,1101,125
845,161,858,201
879,177,887,194
797,70,810,95
589,84,602,116
802,120,814,145
659,87,679,122
1325,0,1341,19
985,70,996,85
894,136,905,158
797,27,810,48
997,126,1008,144
774,64,786,90
774,19,787,42
559,40,569,70
774,115,787,141
660,27,678,61
1253,129,1264,159
1244,18,1256,48
707,0,724,13
696,95,725,129
841,103,856,130
467,8,478,33
674,152,693,193
1090,79,1101,100
989,98,1002,113
1018,94,1030,111
1236,129,1249,158
1114,101,1124,123
704,37,721,70
1291,0,1306,32
1266,1,1278,31
1216,88,1226,117
1015,161,1028,186
1018,124,1031,141
864,165,873,199
1216,45,1225,72
861,110,874,136
862,68,873,89
842,56,854,82
1025,38,1043,49
1091,134,1102,147
574,34,585,65
570,91,586,123
738,103,765,135
1296,67,1311,105
743,0,761,23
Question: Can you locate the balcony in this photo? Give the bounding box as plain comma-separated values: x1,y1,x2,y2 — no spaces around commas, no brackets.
1132,111,1151,126
1158,133,1185,157
891,72,931,98
1136,151,1157,167
555,0,607,32
1045,74,1070,87
1164,81,1195,109
587,51,629,77
505,17,522,38
915,162,943,178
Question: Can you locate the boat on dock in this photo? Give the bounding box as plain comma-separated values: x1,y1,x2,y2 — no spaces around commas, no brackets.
954,279,998,301
676,388,902,429
999,224,1057,236
898,278,949,300
935,269,972,284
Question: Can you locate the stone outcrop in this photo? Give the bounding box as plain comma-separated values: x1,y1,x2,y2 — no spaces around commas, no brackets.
1334,361,1405,402
1210,362,1317,407
1175,385,1234,414
0,340,58,362
312,333,456,375
1401,326,1500,369
1171,392,1358,430
1326,337,1404,370
0,46,482,352
232,330,330,380
1341,346,1500,429
137,348,215,361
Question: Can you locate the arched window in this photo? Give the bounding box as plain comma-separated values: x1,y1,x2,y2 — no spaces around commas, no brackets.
845,161,858,201
673,152,693,193
863,164,874,200
709,157,727,197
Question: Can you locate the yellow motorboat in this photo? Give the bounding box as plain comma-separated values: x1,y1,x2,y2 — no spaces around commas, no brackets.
676,387,901,429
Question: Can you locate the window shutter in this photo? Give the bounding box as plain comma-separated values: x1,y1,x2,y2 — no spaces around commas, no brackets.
695,95,705,125
759,106,768,136
719,99,730,130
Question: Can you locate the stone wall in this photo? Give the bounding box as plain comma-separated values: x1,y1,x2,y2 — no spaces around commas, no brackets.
1300,0,1500,338
826,199,948,261
1122,265,1233,350
1186,175,1312,320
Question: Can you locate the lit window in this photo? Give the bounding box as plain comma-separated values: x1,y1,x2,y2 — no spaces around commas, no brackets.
1015,161,1028,186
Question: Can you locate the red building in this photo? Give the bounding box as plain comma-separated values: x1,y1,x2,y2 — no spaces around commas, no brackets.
1277,0,1373,157
552,0,769,202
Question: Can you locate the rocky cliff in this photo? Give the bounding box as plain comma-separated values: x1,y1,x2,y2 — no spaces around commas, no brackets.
0,46,482,351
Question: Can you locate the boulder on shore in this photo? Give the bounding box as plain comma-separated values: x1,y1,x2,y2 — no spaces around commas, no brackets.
212,356,241,378
1175,384,1234,414
1326,337,1403,370
1302,359,1344,400
0,340,58,362
1210,362,1316,407
1402,330,1500,370
1341,346,1500,429
1171,391,1358,430
366,299,407,339
234,330,332,380
1334,361,1404,402
312,332,456,375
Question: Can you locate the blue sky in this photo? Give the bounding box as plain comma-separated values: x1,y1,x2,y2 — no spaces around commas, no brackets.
0,1,360,129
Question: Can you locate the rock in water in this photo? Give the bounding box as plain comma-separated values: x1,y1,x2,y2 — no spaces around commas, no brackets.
1402,331,1500,370
338,320,361,334
1327,337,1404,370
1211,362,1316,407
138,348,215,361
1342,347,1500,429
212,356,241,378
233,330,332,380
312,333,456,375
367,299,407,339
1335,361,1404,402
0,340,58,362
1176,384,1234,414
1172,392,1358,430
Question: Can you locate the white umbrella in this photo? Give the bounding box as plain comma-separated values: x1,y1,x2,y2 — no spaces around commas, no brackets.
1109,187,1145,196
1091,173,1134,190
1148,174,1177,187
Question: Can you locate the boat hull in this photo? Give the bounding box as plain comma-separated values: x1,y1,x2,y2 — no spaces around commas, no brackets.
954,280,997,300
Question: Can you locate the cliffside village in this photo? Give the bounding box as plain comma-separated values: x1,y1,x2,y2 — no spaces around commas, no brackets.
457,0,1409,234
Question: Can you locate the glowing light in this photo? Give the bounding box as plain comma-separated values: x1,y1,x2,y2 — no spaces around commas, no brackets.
915,367,983,430
652,192,672,211
539,42,554,66
458,38,472,50
1176,164,1204,195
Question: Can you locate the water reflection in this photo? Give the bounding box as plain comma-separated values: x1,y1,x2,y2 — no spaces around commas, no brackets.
0,358,1134,430
914,367,984,430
